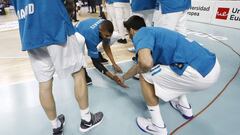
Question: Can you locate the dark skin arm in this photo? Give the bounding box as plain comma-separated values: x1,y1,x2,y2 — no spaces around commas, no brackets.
102,44,123,73
91,58,128,88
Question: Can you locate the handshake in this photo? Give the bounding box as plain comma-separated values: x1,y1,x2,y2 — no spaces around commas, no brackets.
112,75,128,88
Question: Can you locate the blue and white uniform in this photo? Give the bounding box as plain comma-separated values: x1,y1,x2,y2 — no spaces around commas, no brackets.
131,0,156,12
153,0,191,35
112,0,131,40
75,18,121,58
133,27,220,101
158,0,191,14
12,0,85,82
105,0,118,32
131,0,156,26
75,19,104,59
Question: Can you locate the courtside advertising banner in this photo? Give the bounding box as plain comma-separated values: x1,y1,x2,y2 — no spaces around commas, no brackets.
186,0,216,23
211,1,240,29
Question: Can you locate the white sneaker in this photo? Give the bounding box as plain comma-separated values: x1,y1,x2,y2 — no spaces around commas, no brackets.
128,47,135,52
136,117,168,135
169,100,193,119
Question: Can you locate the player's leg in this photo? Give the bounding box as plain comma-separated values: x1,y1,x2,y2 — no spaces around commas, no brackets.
170,95,193,119
176,11,188,36
28,48,65,135
136,74,167,135
106,3,118,32
39,79,56,120
114,3,127,44
47,35,104,133
157,11,183,31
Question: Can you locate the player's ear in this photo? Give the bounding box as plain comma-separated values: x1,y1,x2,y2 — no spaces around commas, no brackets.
130,28,136,35
129,28,133,34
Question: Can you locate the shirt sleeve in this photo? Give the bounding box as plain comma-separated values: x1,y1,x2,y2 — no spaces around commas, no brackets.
133,29,155,55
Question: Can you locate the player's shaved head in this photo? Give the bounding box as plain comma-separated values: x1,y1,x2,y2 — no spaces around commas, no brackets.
100,20,114,34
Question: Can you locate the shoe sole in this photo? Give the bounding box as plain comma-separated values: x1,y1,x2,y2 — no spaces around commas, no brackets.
169,102,194,120
61,120,66,135
79,117,104,133
87,82,93,86
128,49,135,52
136,119,162,135
54,119,66,135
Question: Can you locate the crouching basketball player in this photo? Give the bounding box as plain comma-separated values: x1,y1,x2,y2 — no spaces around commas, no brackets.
121,16,220,135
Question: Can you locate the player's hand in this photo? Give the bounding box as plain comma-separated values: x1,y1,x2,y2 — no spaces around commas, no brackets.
113,75,128,88
113,64,123,73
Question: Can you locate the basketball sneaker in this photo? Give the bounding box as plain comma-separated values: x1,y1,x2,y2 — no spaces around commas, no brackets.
79,112,104,132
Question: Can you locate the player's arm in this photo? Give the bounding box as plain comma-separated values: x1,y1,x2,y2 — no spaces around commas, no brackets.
122,64,139,81
91,57,109,75
138,48,153,73
102,44,123,73
121,48,153,81
91,58,127,88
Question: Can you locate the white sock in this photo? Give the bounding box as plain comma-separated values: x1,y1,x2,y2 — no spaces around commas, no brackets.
80,107,91,122
147,105,165,127
178,95,190,108
51,118,61,129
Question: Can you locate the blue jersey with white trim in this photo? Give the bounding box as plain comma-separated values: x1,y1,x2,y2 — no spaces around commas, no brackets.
133,27,216,77
131,0,156,12
75,19,104,59
11,0,75,51
158,0,191,14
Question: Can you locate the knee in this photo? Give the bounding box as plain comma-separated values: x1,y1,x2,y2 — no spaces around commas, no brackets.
39,79,53,92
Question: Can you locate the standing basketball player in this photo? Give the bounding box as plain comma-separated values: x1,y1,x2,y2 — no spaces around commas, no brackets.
128,0,156,52
11,0,103,134
153,0,191,36
112,0,131,44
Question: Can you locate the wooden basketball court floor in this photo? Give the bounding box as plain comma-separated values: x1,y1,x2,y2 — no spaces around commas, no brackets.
0,8,239,135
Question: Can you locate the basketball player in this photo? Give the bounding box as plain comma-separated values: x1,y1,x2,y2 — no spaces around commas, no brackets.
121,16,220,135
11,1,104,134
128,0,156,52
153,0,191,36
112,0,131,44
103,0,118,33
75,18,127,88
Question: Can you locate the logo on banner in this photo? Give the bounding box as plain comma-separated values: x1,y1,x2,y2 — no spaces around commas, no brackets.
216,8,230,20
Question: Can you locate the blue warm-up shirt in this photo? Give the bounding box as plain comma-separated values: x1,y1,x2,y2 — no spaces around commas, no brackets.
12,0,75,51
75,19,105,59
133,27,216,77
158,0,191,14
131,0,156,12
